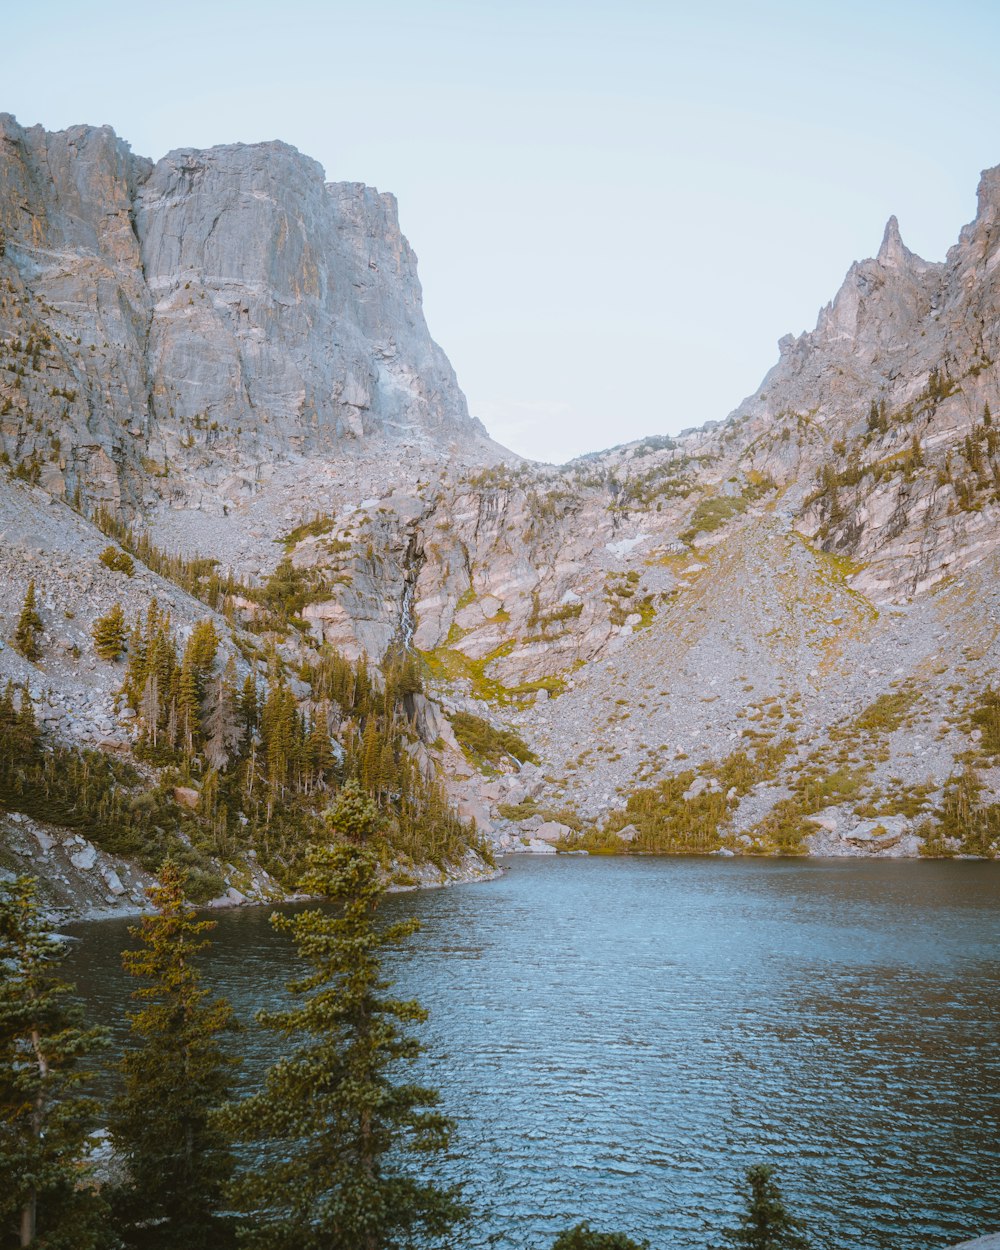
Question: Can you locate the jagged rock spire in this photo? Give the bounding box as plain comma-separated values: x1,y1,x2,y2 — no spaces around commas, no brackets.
877,214,909,268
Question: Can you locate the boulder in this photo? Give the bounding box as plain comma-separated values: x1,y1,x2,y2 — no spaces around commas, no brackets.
522,838,557,854
682,776,719,801
534,821,573,843
101,866,126,896
33,827,55,852
69,843,97,871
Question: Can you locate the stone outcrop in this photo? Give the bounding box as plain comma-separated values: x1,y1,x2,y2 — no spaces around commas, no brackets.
0,114,498,515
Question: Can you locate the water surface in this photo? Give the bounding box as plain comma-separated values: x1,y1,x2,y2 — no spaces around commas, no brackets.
64,856,1000,1250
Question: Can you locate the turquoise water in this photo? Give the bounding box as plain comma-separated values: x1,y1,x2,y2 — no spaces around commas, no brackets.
64,856,1000,1249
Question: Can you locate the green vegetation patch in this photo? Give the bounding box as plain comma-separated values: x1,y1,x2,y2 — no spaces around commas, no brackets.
679,475,776,545
99,545,135,577
680,493,748,544
854,686,919,736
278,514,335,551
0,681,225,900
604,571,653,627
525,598,584,640
854,779,936,820
572,737,800,857
970,686,1000,756
419,639,566,706
450,711,539,770
919,767,1000,858
594,771,730,853
244,558,336,633
749,799,815,854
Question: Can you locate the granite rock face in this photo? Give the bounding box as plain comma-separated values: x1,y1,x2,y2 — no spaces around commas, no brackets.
135,142,482,458
0,116,493,512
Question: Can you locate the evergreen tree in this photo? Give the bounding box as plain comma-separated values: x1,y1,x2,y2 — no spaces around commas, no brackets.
259,681,302,807
220,783,467,1250
176,658,202,758
183,620,219,686
92,602,128,662
238,674,258,740
305,718,336,792
720,1165,809,1250
0,876,109,1249
203,659,241,772
109,861,238,1250
12,580,43,662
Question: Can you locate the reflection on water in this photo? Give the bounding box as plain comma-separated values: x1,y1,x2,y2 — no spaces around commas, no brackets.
63,856,1000,1250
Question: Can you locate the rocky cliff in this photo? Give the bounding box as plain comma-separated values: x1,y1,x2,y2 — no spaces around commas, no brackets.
3,118,1000,914
0,115,500,514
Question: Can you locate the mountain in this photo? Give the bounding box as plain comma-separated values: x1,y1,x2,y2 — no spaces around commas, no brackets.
2,117,999,916
0,114,502,510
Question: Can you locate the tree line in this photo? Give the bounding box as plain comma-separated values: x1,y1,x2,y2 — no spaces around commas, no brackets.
3,580,485,900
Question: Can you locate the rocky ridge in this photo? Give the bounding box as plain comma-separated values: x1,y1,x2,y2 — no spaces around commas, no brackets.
0,115,504,512
4,118,1000,913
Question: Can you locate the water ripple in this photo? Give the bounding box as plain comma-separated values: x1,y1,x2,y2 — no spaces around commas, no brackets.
63,856,1000,1250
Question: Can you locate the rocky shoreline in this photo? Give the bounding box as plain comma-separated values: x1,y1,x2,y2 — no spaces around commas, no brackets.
0,810,502,925
8,793,993,930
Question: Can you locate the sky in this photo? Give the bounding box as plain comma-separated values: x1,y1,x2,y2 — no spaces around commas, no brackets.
7,0,1000,463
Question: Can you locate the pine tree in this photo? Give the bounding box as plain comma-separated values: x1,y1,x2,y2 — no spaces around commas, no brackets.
91,602,128,661
203,659,241,771
139,670,161,749
12,580,43,662
176,658,202,758
720,1165,810,1250
220,782,467,1250
360,714,381,795
305,718,336,792
259,681,301,805
183,619,219,685
109,861,238,1250
238,674,258,740
0,876,110,1249
123,618,147,706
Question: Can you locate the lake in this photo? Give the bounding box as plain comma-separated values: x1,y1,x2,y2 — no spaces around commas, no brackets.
63,855,1000,1250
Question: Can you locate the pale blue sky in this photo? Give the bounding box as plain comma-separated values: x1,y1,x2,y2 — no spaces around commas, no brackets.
7,1,1000,461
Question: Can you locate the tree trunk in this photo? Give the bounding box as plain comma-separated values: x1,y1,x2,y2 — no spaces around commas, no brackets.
19,1195,36,1247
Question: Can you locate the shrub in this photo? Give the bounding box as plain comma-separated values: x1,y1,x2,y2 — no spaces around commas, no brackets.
92,602,127,661
971,686,1000,755
99,546,135,577
681,493,748,543
854,687,917,736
